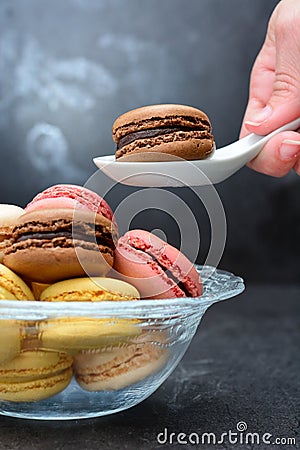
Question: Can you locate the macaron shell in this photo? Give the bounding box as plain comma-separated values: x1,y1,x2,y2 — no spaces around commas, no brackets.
116,138,214,162
9,206,115,231
0,264,34,300
0,367,72,402
25,197,90,212
112,104,211,139
4,246,113,284
26,184,114,223
38,318,140,354
40,277,140,301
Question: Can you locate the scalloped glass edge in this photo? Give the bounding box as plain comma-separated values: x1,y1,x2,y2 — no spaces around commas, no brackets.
0,265,245,320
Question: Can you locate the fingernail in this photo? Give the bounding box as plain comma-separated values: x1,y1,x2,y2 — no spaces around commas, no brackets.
245,105,272,127
280,140,300,160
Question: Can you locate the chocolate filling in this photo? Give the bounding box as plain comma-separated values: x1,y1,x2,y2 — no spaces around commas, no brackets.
17,231,114,249
117,126,208,150
13,222,115,250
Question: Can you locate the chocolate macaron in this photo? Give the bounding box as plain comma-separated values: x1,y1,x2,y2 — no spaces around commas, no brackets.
113,104,214,162
3,209,117,283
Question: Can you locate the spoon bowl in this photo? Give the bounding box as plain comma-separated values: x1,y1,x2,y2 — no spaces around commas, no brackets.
93,117,300,187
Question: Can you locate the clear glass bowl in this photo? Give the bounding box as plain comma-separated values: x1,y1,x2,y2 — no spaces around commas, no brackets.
0,266,244,420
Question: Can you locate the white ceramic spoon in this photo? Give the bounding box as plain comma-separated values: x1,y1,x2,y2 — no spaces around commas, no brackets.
93,117,300,187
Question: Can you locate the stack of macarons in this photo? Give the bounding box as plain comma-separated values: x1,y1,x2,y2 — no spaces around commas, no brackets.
0,185,140,400
0,142,204,399
3,184,118,286
0,182,203,299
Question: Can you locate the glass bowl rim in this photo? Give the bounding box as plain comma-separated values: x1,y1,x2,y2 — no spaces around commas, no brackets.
0,265,244,320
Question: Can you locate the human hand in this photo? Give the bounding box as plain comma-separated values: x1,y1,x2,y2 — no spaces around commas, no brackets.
240,0,300,177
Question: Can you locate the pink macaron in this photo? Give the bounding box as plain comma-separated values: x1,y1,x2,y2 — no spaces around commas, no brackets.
113,229,202,299
25,184,114,223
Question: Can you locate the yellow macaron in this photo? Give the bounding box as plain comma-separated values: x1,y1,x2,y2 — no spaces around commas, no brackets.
40,277,140,302
0,349,73,402
38,278,140,355
0,264,34,300
38,317,140,355
0,320,22,364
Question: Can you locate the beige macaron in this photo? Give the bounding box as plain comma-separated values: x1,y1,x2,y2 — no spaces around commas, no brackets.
73,332,168,391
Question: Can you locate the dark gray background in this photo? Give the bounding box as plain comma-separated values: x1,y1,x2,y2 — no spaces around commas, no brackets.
0,0,299,282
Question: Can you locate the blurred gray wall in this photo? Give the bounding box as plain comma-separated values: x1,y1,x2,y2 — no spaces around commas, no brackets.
0,0,299,282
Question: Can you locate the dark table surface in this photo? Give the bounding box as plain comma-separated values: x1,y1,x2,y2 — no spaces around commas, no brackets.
0,284,299,450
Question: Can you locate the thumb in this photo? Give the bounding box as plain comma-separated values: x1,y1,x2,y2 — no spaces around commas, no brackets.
245,89,300,136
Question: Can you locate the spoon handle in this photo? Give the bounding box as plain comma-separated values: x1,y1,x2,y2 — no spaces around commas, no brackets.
215,117,300,162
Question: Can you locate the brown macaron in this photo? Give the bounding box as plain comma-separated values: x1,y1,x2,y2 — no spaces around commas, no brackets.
3,209,117,283
112,104,214,162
